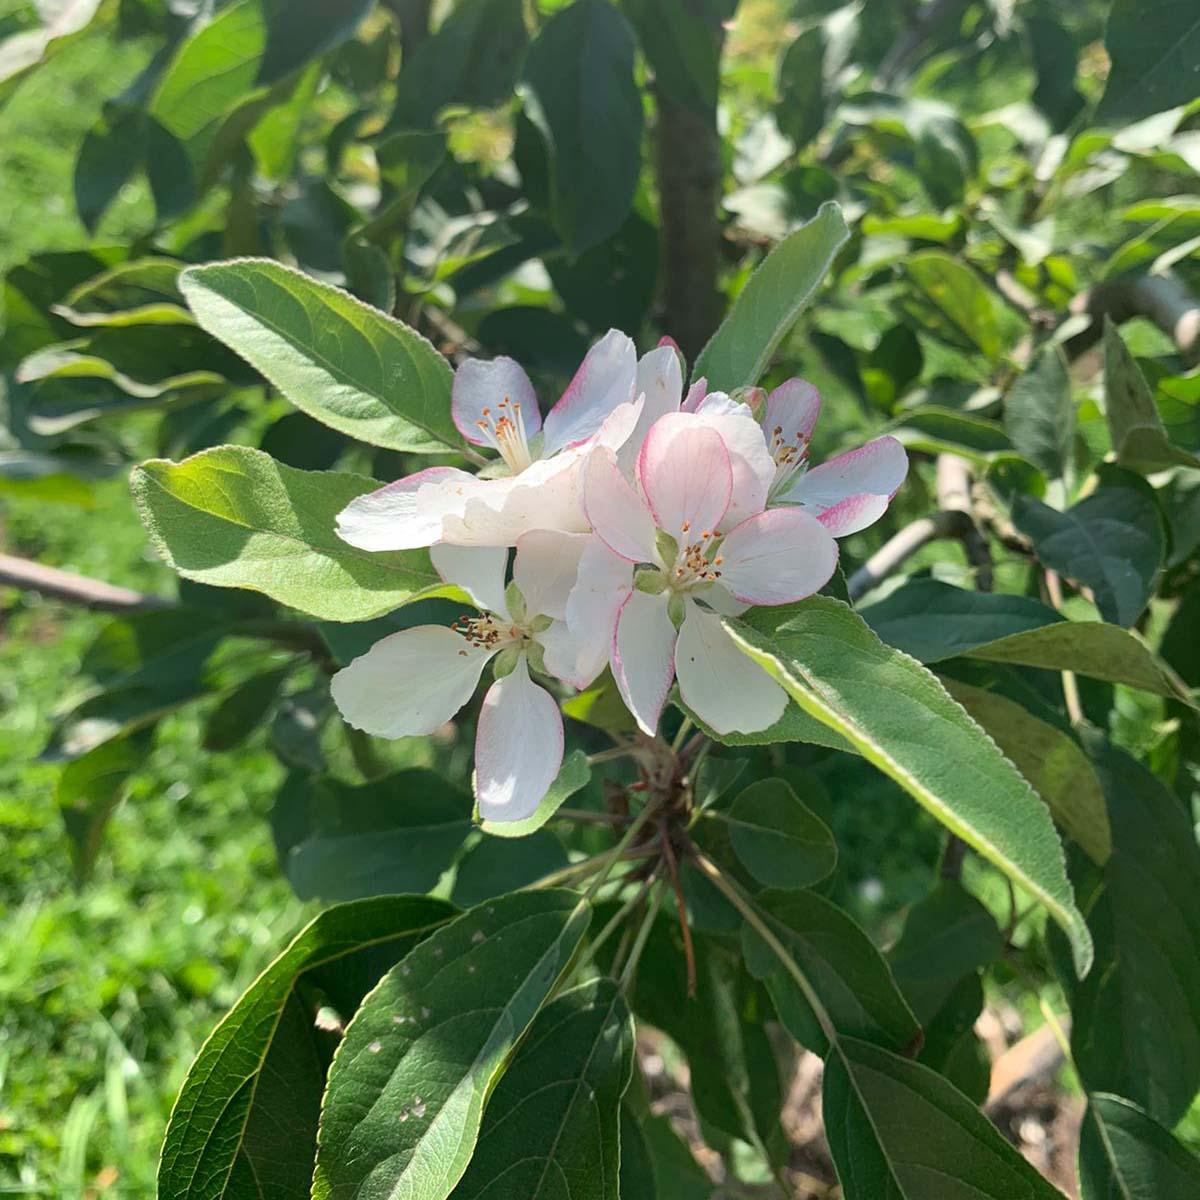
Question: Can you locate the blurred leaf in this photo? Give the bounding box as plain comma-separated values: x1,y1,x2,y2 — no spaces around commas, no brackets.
943,679,1110,864
313,890,589,1200
0,0,103,103
1004,342,1074,480
693,202,849,391
450,830,568,907
158,895,454,1200
258,411,348,471
180,259,458,452
1055,742,1200,1128
775,27,824,149
742,889,921,1055
1104,319,1200,472
131,446,448,621
1097,0,1200,124
73,106,145,234
203,665,290,751
1079,1093,1200,1199
903,252,1006,359
727,597,1093,977
285,771,472,902
562,670,637,734
1012,470,1164,627
58,731,152,883
622,0,727,114
522,0,643,255
1028,14,1084,130
709,777,837,890
448,979,634,1200
481,750,591,839
889,407,1013,463
390,0,527,130
824,1038,1064,1199
861,578,1188,700
257,0,370,85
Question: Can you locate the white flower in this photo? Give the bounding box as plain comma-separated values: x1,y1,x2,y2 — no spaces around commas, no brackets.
334,330,649,551
330,536,610,823
580,410,841,738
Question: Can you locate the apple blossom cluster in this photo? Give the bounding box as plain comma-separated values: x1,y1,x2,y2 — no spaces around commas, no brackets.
330,330,907,824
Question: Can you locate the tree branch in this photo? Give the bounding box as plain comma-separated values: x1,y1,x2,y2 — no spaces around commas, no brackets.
0,552,175,613
1068,273,1200,365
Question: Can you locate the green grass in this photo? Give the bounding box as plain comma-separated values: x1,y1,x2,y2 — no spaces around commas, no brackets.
0,481,308,1194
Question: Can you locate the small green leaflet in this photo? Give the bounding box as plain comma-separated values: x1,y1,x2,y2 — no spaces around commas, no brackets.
313,889,590,1200
157,895,454,1200
726,596,1093,977
131,445,450,621
481,749,592,838
180,259,459,452
1004,342,1074,480
1079,1093,1200,1200
448,979,635,1200
692,202,849,391
824,1038,1064,1199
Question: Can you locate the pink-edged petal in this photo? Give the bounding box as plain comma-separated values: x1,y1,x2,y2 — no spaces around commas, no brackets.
617,347,683,474
452,356,540,446
764,379,821,448
513,529,588,619
675,604,787,735
442,450,588,545
692,406,776,528
612,589,677,736
717,507,839,605
817,491,892,538
583,447,657,562
335,466,474,552
542,329,637,455
593,396,644,453
430,543,510,616
331,626,492,738
565,535,633,636
538,618,608,690
783,435,909,515
681,376,707,413
636,414,732,540
475,656,564,823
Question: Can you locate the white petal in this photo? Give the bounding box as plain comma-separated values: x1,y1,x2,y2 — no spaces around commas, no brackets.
331,626,491,738
764,379,821,448
452,356,541,446
675,604,787,735
583,447,657,562
542,329,637,455
430,543,510,616
514,530,588,619
612,589,677,736
442,451,589,545
692,406,776,528
475,657,564,823
636,413,732,540
335,467,475,552
681,377,707,413
565,535,633,636
538,618,608,690
593,396,644,453
617,344,684,473
783,436,909,517
716,507,839,605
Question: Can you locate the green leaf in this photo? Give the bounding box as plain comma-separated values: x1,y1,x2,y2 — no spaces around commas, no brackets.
1104,319,1200,472
257,0,372,85
942,679,1111,864
149,0,267,172
522,0,643,255
1079,1093,1200,1200
179,259,458,452
450,831,568,907
283,772,473,902
313,889,590,1200
823,1037,1064,1199
1055,743,1200,1127
57,731,151,884
391,0,528,130
1096,0,1200,124
0,0,102,103
158,895,453,1200
902,251,1007,359
481,749,592,839
726,596,1093,977
1012,471,1164,627
621,0,726,114
888,407,1014,464
1004,342,1074,480
888,882,1004,1026
775,27,826,149
693,202,849,391
448,979,634,1200
203,666,291,752
677,685,856,753
131,446,448,621
742,889,921,1056
707,777,836,890
860,578,1189,701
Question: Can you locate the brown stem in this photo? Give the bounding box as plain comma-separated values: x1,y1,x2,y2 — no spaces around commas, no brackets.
661,828,696,998
655,80,724,363
1068,274,1200,365
0,552,175,613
